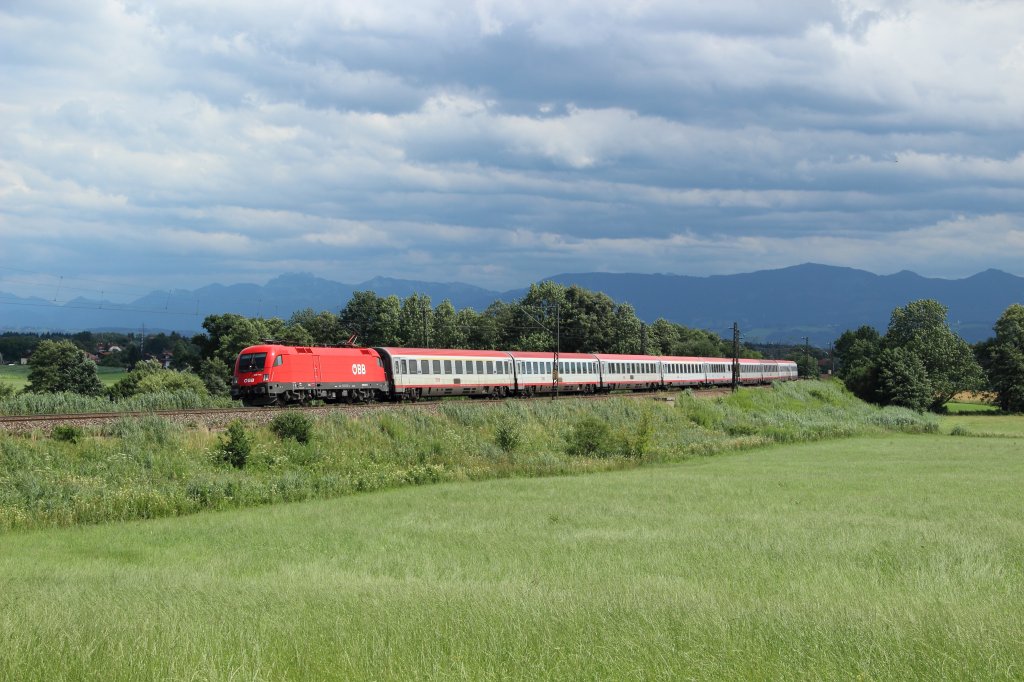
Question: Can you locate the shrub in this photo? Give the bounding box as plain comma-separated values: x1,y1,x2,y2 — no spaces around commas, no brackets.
566,416,614,458
51,425,83,443
218,420,252,468
0,383,15,400
621,411,652,459
494,411,522,452
270,412,314,443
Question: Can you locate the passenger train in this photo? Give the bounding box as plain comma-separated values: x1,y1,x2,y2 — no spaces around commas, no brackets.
232,343,798,407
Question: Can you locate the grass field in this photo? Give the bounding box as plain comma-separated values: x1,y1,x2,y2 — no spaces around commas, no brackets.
945,401,999,414
2,431,1023,680
0,382,936,531
0,364,126,391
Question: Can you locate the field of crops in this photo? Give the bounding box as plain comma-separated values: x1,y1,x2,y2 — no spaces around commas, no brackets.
2,424,1022,679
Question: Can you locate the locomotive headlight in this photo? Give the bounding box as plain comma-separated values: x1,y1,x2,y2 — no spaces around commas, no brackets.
263,374,270,381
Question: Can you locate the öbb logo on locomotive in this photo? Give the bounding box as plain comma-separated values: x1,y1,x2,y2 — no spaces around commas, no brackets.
232,344,798,407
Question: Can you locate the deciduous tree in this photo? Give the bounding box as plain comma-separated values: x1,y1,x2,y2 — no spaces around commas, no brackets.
26,340,104,396
989,303,1024,412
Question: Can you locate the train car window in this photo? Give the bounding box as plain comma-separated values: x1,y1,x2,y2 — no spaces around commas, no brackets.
455,360,463,373
484,361,492,374
420,359,428,374
444,360,452,374
408,360,417,374
400,360,406,374
475,360,483,373
432,360,441,374
466,361,473,374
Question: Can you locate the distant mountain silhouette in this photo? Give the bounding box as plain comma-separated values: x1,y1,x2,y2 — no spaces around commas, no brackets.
2,264,1021,345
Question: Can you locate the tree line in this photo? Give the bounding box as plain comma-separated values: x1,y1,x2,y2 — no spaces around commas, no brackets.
834,299,1024,413
5,282,774,400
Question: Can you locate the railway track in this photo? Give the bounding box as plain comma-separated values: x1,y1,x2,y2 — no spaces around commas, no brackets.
0,385,757,435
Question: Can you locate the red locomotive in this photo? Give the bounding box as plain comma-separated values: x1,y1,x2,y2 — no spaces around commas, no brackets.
232,344,388,406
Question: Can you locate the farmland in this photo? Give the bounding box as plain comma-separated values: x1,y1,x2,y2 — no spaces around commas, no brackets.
2,426,1022,680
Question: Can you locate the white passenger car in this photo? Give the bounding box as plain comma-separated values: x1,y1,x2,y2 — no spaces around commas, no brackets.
376,347,515,398
510,351,601,395
595,353,662,391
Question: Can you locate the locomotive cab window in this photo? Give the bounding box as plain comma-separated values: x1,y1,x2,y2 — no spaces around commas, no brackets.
237,353,267,373
273,355,283,367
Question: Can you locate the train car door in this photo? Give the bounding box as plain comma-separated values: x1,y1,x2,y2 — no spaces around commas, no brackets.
313,355,321,386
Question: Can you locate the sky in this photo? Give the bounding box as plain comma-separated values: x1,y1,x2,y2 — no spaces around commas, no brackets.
2,0,1024,302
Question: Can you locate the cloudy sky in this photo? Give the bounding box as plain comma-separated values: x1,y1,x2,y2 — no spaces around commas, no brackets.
2,0,1023,302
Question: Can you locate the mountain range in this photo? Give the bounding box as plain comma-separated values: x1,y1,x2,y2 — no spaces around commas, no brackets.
1,264,1022,346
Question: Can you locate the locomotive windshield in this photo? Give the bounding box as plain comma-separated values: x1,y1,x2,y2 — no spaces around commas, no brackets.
237,352,268,373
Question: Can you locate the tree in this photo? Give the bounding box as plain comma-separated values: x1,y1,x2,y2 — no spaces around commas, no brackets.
199,357,232,397
988,303,1024,412
876,346,932,412
25,340,104,396
195,314,268,367
607,303,643,354
884,300,983,410
834,325,882,402
398,293,432,347
431,299,466,348
289,308,342,346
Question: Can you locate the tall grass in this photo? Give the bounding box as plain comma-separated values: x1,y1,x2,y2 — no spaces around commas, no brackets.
0,389,235,415
0,382,936,532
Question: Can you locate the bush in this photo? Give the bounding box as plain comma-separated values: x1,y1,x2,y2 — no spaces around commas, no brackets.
51,425,84,443
494,411,522,452
0,383,15,400
218,420,252,468
566,416,615,458
270,412,314,444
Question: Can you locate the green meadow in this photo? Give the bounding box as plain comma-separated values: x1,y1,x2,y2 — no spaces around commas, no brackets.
2,431,1023,680
0,382,935,531
0,364,126,392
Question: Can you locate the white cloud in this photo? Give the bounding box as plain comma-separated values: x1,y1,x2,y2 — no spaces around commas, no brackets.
0,0,1021,293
